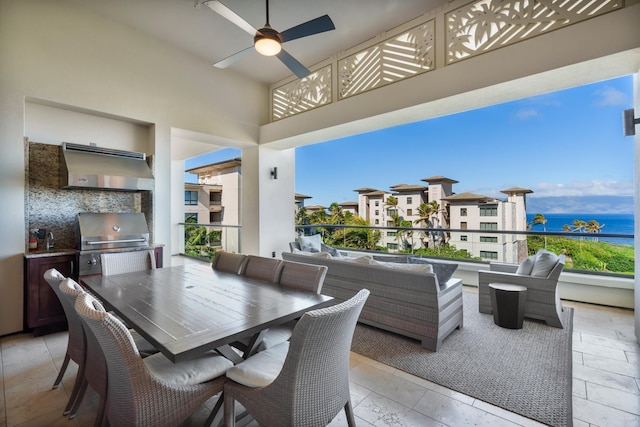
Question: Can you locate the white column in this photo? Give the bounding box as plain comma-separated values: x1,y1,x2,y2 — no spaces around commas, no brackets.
633,71,640,344
241,145,295,258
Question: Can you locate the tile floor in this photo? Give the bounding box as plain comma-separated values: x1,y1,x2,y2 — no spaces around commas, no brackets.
1,271,638,426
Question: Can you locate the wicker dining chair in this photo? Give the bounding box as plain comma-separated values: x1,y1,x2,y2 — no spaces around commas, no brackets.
242,255,283,283
224,289,370,427
100,250,156,276
254,260,329,352
55,276,159,425
43,269,83,417
75,292,233,427
211,251,248,274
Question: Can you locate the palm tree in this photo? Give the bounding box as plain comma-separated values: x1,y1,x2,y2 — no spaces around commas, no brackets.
572,219,587,250
414,202,435,248
585,220,605,242
531,213,548,248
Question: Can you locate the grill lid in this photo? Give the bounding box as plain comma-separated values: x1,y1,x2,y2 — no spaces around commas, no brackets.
77,212,150,251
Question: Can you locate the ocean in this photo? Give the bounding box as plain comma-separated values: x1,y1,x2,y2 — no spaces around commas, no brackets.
526,213,634,246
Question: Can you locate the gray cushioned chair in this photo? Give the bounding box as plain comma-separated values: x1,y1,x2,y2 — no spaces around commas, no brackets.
100,250,156,276
224,289,370,427
242,255,283,283
212,251,248,274
75,292,233,427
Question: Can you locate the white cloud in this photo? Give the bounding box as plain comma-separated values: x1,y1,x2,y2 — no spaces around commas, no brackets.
530,179,633,197
514,108,540,120
593,86,628,106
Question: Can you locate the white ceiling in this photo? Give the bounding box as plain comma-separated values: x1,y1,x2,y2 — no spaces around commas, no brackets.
65,0,450,84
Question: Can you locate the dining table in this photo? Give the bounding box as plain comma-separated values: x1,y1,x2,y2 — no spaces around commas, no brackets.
80,263,334,364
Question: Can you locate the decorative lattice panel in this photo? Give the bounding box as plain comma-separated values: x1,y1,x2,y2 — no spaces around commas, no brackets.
446,0,623,64
339,21,435,100
272,65,332,121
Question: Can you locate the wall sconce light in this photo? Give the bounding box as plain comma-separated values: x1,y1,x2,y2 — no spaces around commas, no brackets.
623,109,640,136
271,167,278,180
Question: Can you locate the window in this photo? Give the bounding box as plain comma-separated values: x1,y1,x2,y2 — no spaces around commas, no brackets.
387,243,398,250
407,208,413,216
184,213,197,222
184,190,198,205
480,236,498,243
387,231,397,237
480,251,498,259
460,222,467,230
375,201,379,206
375,210,379,215
460,235,467,241
407,197,413,204
375,219,379,225
480,206,498,216
480,222,498,230
460,208,467,216
388,209,398,216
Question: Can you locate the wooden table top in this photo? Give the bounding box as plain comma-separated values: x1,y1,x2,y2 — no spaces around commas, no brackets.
81,263,334,363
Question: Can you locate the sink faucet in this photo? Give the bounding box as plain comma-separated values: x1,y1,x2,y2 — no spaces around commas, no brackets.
46,231,54,250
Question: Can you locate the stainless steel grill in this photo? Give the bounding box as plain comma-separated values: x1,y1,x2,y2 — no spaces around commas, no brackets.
77,212,152,276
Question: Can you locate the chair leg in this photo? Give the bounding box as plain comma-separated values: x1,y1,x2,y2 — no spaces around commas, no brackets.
344,400,356,427
53,353,71,389
68,378,89,419
94,396,107,427
224,394,236,427
63,361,86,416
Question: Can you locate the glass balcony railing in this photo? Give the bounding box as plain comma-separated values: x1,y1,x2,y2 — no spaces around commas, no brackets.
178,222,241,261
294,224,634,276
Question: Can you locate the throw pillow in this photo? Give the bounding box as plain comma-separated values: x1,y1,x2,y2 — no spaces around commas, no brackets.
292,248,332,258
339,255,373,264
370,259,434,274
409,257,458,283
298,234,322,253
515,255,536,275
530,250,559,277
321,243,340,257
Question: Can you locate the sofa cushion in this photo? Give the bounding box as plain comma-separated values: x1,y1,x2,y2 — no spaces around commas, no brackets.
339,255,373,264
321,243,341,257
298,234,322,252
370,259,434,274
516,255,536,275
409,257,458,283
530,250,559,277
292,248,332,258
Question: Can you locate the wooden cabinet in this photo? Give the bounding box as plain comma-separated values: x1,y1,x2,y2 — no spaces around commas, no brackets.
24,253,78,336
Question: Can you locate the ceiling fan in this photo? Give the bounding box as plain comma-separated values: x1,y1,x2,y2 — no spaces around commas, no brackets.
202,0,335,79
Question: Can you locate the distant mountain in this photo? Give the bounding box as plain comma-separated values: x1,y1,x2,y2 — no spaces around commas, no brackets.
526,196,633,214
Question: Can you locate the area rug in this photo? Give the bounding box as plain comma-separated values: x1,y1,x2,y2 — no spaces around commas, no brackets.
351,290,574,427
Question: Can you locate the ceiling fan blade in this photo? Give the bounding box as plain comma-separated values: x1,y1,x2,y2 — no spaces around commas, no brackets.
276,49,310,79
202,0,257,36
280,15,335,43
213,45,255,69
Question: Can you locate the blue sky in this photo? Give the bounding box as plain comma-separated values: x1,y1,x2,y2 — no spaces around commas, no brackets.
185,75,634,212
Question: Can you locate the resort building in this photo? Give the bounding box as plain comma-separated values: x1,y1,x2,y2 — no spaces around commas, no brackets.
185,158,242,225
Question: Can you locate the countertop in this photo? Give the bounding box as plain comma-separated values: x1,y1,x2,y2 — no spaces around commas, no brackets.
24,248,78,259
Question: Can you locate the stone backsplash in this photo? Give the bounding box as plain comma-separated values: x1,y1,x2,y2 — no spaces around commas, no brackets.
25,141,154,251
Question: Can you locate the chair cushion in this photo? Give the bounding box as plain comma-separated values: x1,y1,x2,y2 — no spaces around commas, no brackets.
516,255,536,275
144,350,233,386
226,341,290,388
257,320,297,352
298,234,322,252
321,243,340,257
408,257,458,283
531,250,559,277
339,255,373,264
370,259,434,274
292,248,332,258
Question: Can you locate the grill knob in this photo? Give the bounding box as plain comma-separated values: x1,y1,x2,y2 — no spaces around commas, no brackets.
113,225,121,232
88,256,98,266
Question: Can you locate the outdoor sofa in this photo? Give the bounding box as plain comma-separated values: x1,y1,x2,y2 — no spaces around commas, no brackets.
283,240,463,351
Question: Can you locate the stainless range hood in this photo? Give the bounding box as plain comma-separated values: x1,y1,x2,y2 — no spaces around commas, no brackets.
60,142,154,191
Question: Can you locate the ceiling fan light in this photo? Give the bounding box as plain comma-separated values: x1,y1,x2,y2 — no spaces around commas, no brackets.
254,27,282,56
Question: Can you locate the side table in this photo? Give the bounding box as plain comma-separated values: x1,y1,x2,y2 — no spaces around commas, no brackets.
489,283,527,329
